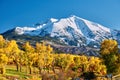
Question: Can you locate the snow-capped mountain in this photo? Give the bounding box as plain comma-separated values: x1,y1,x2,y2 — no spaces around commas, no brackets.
3,15,120,48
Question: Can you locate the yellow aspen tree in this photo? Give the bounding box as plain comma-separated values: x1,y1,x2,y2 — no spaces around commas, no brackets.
0,35,8,74
54,54,74,71
100,39,118,55
100,39,119,74
73,55,88,74
5,40,21,71
23,42,35,74
0,35,5,48
88,57,107,76
0,53,8,74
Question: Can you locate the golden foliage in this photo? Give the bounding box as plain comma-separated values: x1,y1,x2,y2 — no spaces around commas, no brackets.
100,39,118,55
0,35,107,77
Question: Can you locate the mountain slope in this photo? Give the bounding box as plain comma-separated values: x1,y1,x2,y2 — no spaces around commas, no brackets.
2,15,120,48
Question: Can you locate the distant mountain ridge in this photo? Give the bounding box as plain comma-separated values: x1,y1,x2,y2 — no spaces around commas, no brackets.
2,15,120,48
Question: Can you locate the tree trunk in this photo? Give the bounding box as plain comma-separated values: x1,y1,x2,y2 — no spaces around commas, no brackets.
0,67,5,74
16,63,19,71
26,66,28,73
14,60,19,72
52,66,55,73
39,67,42,74
47,65,50,73
20,64,22,72
29,66,32,74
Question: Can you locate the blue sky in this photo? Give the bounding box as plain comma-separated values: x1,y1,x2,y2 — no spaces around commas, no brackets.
0,0,120,33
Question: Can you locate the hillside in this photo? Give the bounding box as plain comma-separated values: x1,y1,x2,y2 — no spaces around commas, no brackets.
2,15,120,56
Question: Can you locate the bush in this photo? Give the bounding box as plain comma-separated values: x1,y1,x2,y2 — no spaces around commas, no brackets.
82,72,96,79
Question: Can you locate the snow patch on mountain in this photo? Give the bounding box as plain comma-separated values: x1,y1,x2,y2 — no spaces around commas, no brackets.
14,15,119,47
49,18,58,23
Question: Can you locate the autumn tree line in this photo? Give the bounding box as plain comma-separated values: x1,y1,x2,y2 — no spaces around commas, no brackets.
0,35,120,79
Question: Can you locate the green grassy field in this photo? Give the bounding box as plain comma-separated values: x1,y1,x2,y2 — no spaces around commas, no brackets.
0,65,42,80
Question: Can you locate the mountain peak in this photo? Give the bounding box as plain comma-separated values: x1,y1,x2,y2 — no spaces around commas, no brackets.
69,15,79,18
69,15,85,20
49,18,58,23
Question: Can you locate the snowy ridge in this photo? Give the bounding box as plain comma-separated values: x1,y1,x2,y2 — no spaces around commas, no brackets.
14,15,120,47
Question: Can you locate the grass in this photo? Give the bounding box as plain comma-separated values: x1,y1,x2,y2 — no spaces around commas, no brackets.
4,65,59,80
3,65,32,80
6,69,29,79
1,65,71,80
